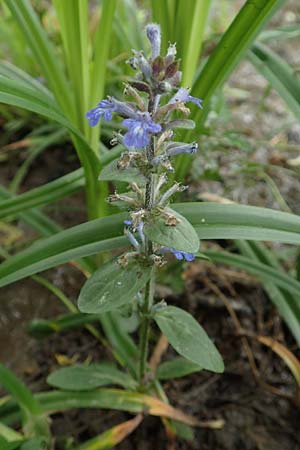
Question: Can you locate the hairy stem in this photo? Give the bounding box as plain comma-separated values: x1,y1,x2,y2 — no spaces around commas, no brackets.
138,109,157,384
138,266,155,384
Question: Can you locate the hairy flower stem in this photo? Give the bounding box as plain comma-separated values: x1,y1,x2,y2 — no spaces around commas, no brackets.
138,129,156,385
138,266,155,385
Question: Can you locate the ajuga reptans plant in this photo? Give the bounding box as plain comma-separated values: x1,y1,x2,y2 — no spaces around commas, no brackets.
80,24,224,384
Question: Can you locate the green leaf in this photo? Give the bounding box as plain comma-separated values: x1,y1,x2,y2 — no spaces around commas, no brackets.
180,0,212,87
236,240,300,345
144,208,200,254
100,312,138,377
47,364,137,391
4,0,74,119
99,158,146,184
0,72,102,219
0,423,22,443
157,357,202,380
154,306,224,373
78,260,151,314
0,213,126,288
0,60,51,97
249,43,300,119
52,0,89,131
74,415,142,450
176,0,286,179
192,0,286,104
0,186,61,238
0,439,22,450
204,249,300,301
177,202,300,244
0,169,84,219
0,364,51,444
0,389,198,427
259,24,300,42
28,313,104,338
20,437,47,450
1,202,300,288
88,0,117,150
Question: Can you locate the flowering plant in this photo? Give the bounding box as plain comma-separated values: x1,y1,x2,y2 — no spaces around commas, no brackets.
1,3,300,447
80,24,224,384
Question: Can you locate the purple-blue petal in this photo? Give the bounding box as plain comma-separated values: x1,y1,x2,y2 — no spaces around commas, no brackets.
123,129,150,148
160,247,195,261
122,113,161,148
187,95,203,109
168,88,203,109
85,107,101,127
145,121,162,134
184,252,195,262
85,99,115,127
173,250,184,260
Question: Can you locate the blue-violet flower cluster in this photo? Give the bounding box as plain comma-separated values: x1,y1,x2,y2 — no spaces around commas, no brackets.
86,23,202,265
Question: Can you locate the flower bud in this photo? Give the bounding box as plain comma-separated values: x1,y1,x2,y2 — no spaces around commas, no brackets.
158,81,173,93
166,142,198,157
165,43,177,65
146,23,161,59
133,51,152,80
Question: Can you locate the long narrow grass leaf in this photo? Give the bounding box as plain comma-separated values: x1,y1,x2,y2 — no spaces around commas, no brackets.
1,203,300,287
4,0,74,118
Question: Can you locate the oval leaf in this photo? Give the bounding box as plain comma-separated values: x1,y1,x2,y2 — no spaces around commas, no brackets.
47,364,137,391
78,260,151,314
144,209,199,253
154,306,224,373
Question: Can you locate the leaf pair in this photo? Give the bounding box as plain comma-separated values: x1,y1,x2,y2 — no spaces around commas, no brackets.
78,260,223,373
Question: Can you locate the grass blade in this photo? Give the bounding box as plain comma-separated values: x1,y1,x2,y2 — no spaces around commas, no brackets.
75,415,142,450
1,389,200,427
89,0,117,150
0,186,61,237
249,42,300,119
176,0,286,179
1,203,300,287
4,0,74,119
52,0,89,131
0,73,103,217
192,0,286,108
0,169,84,219
181,0,212,87
236,240,300,345
203,250,300,316
0,364,50,444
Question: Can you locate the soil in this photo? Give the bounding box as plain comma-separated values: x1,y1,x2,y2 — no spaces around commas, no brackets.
1,2,300,450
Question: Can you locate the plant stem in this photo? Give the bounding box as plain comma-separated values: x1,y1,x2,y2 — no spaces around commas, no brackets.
138,114,157,384
138,266,155,384
138,172,156,385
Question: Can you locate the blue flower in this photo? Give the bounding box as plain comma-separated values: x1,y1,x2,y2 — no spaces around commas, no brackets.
122,113,162,148
86,97,137,127
85,99,115,126
160,247,195,261
169,87,203,109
